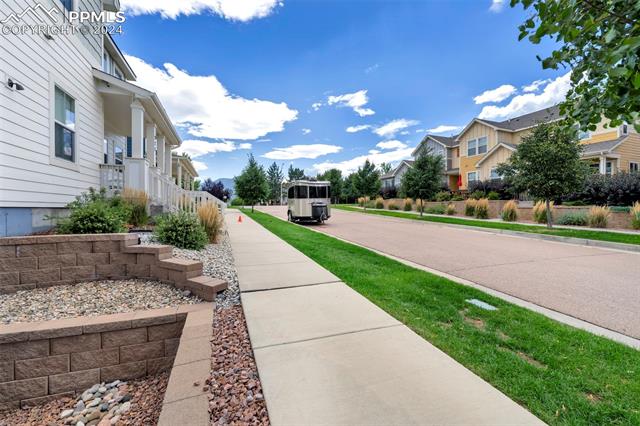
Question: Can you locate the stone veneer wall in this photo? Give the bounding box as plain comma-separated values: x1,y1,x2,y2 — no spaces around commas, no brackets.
0,305,206,410
0,234,208,297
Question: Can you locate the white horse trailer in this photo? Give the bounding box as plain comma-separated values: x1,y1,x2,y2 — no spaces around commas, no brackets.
286,180,332,223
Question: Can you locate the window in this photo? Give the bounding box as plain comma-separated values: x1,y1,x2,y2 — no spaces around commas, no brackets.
490,168,501,180
467,171,478,183
295,186,308,199
630,162,639,173
54,86,75,162
622,124,629,135
309,186,318,198
467,137,488,156
59,0,73,11
288,187,294,199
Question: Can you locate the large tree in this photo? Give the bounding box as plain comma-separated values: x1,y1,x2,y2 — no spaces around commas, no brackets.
201,178,231,201
496,122,587,228
318,168,343,203
266,162,284,204
343,173,357,204
379,162,393,174
353,160,381,199
288,165,305,181
234,154,269,212
400,150,444,216
512,0,640,131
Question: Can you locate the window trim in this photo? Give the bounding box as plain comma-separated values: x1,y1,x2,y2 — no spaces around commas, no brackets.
467,171,479,184
630,162,639,173
467,136,488,156
49,75,80,172
489,167,502,180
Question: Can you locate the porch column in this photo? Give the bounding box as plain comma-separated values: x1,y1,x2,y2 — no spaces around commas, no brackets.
599,155,607,175
146,123,157,167
165,143,172,179
177,161,183,189
157,134,166,174
123,100,149,192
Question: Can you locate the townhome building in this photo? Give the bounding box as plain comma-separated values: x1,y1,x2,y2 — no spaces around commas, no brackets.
0,0,220,236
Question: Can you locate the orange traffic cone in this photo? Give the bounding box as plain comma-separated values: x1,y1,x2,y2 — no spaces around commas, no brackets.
238,215,243,223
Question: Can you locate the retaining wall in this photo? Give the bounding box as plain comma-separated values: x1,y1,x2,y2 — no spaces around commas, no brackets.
0,305,210,410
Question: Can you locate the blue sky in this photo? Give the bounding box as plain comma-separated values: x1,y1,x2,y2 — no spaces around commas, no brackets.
116,0,568,180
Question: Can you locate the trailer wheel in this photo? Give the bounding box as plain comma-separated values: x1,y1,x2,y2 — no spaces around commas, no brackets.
287,211,293,222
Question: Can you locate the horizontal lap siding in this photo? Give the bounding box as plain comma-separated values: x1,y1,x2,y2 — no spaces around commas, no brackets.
615,133,640,172
0,0,105,208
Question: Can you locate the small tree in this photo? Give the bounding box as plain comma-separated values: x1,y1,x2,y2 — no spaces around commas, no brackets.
343,173,357,204
353,160,381,205
288,165,305,181
234,154,269,212
266,162,284,204
318,168,343,203
497,122,587,228
201,178,231,201
400,150,444,216
379,162,393,174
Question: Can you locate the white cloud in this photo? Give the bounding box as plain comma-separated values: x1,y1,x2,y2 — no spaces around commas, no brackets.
311,102,323,111
427,125,463,134
262,144,342,160
175,139,252,158
120,0,282,21
489,0,505,13
302,128,312,135
346,125,371,133
125,55,298,141
313,146,415,175
473,84,517,104
374,119,420,138
478,72,571,121
522,79,551,93
376,140,408,150
327,90,375,117
192,160,208,172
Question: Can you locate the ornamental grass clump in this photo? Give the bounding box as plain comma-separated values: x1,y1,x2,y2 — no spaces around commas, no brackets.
155,211,208,250
587,206,610,229
631,202,640,230
533,201,554,224
375,197,384,209
415,199,425,214
446,203,457,216
357,197,367,207
474,198,490,219
197,202,223,243
501,200,518,222
403,198,413,211
388,202,400,210
121,188,150,227
464,199,477,216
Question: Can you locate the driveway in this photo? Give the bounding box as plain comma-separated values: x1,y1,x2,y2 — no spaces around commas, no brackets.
258,206,640,340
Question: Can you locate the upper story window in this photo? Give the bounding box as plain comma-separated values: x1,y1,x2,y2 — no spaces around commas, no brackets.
621,124,629,135
467,137,488,156
54,86,76,162
102,51,124,80
59,0,73,12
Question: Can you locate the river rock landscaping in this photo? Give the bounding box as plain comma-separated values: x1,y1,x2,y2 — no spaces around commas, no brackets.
0,280,201,324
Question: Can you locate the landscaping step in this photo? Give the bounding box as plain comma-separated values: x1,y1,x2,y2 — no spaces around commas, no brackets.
182,276,228,301
124,244,174,260
159,258,203,272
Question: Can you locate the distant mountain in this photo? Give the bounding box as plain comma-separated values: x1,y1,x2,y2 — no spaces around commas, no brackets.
215,178,235,196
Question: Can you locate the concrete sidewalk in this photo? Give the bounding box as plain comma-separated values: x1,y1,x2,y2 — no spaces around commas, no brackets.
226,210,543,426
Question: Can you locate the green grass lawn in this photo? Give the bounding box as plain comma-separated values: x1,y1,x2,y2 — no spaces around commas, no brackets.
332,205,640,246
243,208,640,426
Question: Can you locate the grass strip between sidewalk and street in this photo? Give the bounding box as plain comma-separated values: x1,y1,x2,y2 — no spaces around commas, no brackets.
332,205,640,246
242,208,640,426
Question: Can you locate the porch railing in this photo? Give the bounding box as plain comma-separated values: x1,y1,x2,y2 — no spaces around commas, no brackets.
99,164,125,196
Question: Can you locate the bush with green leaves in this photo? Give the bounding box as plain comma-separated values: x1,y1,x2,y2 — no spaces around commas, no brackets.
230,197,245,206
424,205,446,215
556,212,588,226
388,202,400,210
56,188,129,234
487,191,500,200
435,191,451,202
565,172,640,207
154,211,208,250
470,191,485,200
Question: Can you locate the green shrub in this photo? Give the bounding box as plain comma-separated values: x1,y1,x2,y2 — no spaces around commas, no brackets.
388,202,400,210
446,203,456,215
451,195,465,201
556,212,588,226
487,191,500,201
56,188,128,234
470,191,485,200
231,197,245,206
587,206,610,229
474,198,489,219
562,200,587,207
154,211,208,250
501,200,518,222
365,200,376,209
631,202,640,230
464,199,477,216
435,191,451,202
425,205,446,215
609,206,631,213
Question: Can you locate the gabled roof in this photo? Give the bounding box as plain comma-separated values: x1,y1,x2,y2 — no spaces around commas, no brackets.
381,160,414,179
580,137,627,156
475,143,517,167
412,134,459,157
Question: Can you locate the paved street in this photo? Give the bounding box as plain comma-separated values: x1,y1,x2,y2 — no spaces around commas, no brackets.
226,211,543,425
258,206,640,340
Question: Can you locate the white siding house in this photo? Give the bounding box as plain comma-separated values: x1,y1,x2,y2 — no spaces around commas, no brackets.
0,0,221,236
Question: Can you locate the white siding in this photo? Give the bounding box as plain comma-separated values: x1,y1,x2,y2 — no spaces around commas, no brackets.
0,0,105,208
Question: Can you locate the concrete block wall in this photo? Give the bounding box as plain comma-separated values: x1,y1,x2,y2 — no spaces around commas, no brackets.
0,234,226,299
0,305,209,410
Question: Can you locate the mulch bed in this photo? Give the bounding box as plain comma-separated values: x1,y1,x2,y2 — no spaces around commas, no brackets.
209,306,270,425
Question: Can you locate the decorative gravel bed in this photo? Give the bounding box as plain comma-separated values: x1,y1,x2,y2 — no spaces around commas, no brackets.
0,373,169,426
0,280,201,324
208,305,269,425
